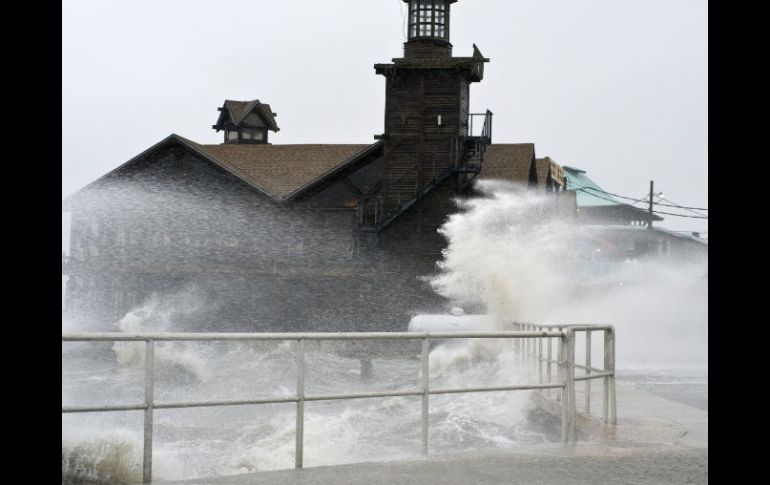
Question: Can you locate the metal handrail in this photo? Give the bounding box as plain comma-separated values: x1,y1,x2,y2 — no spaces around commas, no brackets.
62,327,615,484
467,110,493,141
510,322,617,434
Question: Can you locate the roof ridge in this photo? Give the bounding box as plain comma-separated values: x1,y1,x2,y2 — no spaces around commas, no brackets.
171,134,281,200
65,135,383,207
200,143,372,147
487,142,535,147
235,100,261,124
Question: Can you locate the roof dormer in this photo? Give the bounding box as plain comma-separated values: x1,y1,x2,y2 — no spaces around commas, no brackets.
212,99,280,145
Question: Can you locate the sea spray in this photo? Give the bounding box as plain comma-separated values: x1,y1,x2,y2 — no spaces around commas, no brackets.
62,181,705,480
431,181,573,324
429,180,707,368
112,290,210,382
61,440,140,485
62,428,143,485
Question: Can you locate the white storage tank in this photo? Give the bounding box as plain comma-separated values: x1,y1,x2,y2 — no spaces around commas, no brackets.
408,308,494,332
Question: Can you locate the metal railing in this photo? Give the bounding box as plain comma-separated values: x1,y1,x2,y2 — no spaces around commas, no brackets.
62,327,615,484
467,110,493,141
511,323,617,442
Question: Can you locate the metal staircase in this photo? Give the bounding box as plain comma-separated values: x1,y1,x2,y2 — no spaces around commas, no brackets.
359,110,493,232
454,109,493,177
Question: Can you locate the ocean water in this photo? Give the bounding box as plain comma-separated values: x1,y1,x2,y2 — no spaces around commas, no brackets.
62,183,707,482
62,335,553,482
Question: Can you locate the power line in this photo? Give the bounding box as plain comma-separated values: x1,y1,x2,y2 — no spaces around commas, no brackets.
574,187,630,205
580,186,708,211
573,188,708,219
657,194,708,218
651,210,708,219
604,186,708,211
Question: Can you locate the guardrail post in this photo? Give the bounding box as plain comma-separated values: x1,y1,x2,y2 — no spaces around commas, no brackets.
421,337,430,456
526,325,532,367
559,331,567,443
547,333,553,394
537,331,543,384
604,327,617,425
585,331,591,415
556,327,563,403
143,340,154,485
295,339,305,468
561,329,577,445
527,325,535,368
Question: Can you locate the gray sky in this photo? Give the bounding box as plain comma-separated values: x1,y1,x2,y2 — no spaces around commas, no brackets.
62,0,707,233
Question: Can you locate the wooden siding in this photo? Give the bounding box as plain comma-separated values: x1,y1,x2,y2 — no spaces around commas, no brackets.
382,68,471,211
404,40,452,59
459,76,470,136
64,144,448,330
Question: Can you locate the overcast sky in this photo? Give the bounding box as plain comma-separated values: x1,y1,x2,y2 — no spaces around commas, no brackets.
62,0,707,233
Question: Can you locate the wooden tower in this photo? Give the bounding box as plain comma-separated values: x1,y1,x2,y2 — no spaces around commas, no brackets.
369,0,491,228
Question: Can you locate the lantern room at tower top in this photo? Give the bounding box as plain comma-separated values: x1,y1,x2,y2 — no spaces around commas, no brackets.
404,0,456,56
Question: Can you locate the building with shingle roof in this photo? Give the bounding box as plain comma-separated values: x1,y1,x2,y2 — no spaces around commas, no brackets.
62,1,566,331
534,157,565,192
562,166,661,226
481,144,537,187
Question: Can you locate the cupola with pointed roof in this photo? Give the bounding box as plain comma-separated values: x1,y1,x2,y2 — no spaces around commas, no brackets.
212,99,279,144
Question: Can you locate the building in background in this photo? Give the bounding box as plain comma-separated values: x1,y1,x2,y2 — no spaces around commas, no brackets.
62,0,561,331
563,166,658,226
559,165,707,266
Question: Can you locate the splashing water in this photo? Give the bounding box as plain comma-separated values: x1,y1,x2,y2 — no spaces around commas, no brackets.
431,182,575,324
63,290,544,481
112,295,210,383
430,180,707,368
63,180,706,481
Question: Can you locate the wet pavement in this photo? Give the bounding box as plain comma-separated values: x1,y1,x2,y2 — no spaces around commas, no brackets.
154,382,708,485
155,444,706,485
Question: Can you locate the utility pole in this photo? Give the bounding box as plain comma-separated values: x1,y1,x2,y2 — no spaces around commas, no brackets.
647,180,654,230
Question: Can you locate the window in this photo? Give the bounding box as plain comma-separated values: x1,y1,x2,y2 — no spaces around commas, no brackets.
227,130,239,142
241,128,265,141
408,0,448,40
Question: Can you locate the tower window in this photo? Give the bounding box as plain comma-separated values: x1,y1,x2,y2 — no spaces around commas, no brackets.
408,0,448,40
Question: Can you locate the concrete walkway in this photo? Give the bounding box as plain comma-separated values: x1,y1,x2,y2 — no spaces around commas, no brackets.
154,382,708,485
155,445,706,485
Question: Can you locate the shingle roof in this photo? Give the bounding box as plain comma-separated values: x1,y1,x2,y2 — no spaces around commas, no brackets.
217,99,280,131
63,135,383,208
256,103,278,131
479,144,536,185
181,137,379,200
535,157,551,189
224,100,250,123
